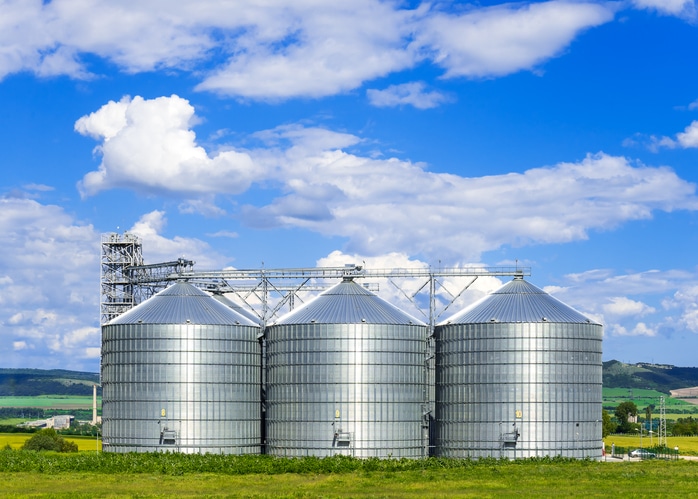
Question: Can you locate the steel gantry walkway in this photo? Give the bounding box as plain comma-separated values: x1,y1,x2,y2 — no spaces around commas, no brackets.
101,232,530,328
116,262,530,327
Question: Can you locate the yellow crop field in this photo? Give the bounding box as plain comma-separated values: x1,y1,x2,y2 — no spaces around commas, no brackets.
4,432,698,455
0,433,101,452
605,435,698,454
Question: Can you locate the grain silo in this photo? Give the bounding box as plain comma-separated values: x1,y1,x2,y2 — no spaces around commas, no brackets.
434,276,603,459
101,281,262,454
265,277,428,457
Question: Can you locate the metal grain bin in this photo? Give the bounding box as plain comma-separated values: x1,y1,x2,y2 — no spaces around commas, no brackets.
265,277,428,458
434,276,603,459
101,281,262,454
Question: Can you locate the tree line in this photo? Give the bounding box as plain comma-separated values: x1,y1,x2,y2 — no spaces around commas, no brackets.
603,402,698,437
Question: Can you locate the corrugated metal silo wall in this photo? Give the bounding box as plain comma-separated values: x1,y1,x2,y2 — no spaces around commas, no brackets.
101,322,261,454
265,322,427,457
434,322,603,459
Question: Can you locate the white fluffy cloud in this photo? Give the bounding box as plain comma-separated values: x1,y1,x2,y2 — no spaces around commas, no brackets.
367,82,452,109
677,121,698,148
0,195,99,369
602,296,656,318
77,95,698,261
0,1,620,99
632,0,696,18
128,210,230,269
13,341,29,351
76,95,260,197
665,285,698,333
545,268,698,342
610,322,657,337
196,1,418,98
243,140,698,261
649,121,698,150
417,1,614,78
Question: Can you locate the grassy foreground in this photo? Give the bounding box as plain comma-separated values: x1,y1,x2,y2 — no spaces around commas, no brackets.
0,453,697,498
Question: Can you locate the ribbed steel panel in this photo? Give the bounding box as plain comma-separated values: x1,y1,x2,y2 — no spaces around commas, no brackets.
272,279,426,326
101,282,262,454
434,278,603,460
440,278,598,325
266,280,427,458
109,282,258,326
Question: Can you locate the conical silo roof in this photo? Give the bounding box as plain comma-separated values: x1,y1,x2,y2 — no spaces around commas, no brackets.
108,281,258,326
439,277,597,325
211,293,260,324
272,278,426,325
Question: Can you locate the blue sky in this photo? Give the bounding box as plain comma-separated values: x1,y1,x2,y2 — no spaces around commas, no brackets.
2,0,698,372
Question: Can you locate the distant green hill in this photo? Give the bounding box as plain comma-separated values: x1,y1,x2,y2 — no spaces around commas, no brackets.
603,360,698,393
2,361,697,398
0,369,99,397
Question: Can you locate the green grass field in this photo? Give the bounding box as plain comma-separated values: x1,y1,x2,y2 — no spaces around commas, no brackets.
0,460,697,497
0,418,27,426
662,413,698,421
602,388,698,414
0,396,99,409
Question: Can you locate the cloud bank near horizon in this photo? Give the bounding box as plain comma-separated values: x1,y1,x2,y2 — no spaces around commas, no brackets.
76,95,698,262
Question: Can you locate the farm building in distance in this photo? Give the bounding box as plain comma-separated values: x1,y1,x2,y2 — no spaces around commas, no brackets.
22,415,75,430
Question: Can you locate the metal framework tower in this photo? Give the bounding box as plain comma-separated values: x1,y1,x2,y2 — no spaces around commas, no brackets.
100,232,144,324
100,233,195,324
658,396,667,447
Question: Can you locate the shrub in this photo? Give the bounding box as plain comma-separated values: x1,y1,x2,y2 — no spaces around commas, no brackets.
21,429,78,452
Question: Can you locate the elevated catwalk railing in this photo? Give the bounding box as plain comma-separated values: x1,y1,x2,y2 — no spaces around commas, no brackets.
123,263,530,328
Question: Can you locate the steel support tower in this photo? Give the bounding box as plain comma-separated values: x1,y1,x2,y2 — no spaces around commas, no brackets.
100,233,195,324
100,232,144,324
658,396,667,447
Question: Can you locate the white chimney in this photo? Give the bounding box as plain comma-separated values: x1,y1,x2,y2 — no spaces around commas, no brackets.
92,384,97,425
